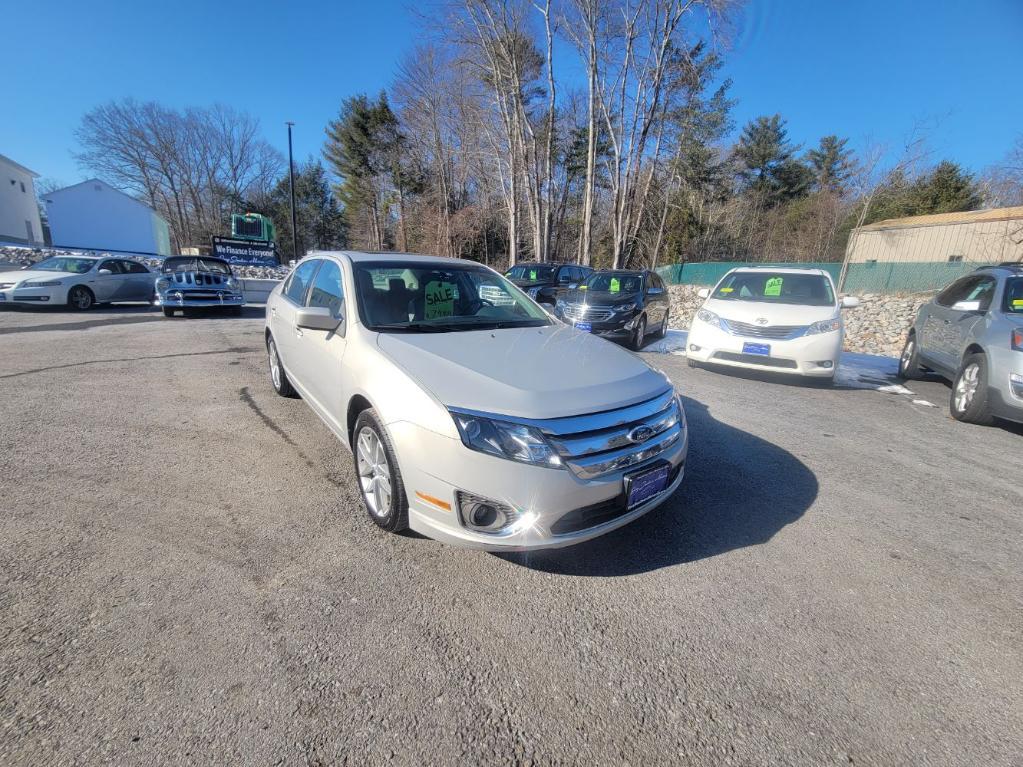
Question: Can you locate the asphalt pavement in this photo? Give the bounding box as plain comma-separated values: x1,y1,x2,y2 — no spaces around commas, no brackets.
1,305,1020,765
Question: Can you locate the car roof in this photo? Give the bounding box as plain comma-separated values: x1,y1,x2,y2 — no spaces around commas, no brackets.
593,268,644,274
975,263,1023,277
728,266,830,277
307,250,477,268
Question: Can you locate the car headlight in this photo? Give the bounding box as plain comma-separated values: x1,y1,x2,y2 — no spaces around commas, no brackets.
226,277,240,291
450,411,562,468
22,280,61,288
696,308,722,329
805,318,842,335
612,303,637,313
156,277,171,291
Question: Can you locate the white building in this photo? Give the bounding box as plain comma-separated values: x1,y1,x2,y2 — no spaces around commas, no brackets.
43,179,171,256
0,153,44,245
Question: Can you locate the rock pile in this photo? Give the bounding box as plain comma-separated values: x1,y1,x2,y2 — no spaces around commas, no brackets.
667,284,932,357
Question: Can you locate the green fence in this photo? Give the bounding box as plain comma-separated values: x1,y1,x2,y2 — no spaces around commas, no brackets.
656,261,995,294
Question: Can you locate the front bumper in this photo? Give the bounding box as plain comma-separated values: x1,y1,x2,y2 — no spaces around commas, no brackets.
388,417,688,551
559,311,639,339
156,291,245,308
686,319,841,377
0,286,62,306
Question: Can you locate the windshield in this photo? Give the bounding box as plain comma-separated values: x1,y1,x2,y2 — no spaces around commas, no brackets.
586,272,642,294
712,271,835,306
354,261,551,332
161,257,232,275
1004,277,1023,314
505,264,556,282
31,257,96,274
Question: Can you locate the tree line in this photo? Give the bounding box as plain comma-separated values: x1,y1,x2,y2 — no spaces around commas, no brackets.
75,0,1017,267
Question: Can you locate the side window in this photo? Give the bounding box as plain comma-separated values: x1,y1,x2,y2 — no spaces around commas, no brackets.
283,260,320,305
121,260,148,274
935,277,977,307
307,260,345,320
965,277,996,311
98,260,123,274
557,266,573,284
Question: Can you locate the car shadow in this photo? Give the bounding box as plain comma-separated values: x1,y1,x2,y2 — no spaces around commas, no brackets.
494,396,818,577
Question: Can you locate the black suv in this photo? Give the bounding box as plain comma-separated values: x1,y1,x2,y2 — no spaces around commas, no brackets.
554,269,671,350
506,262,594,307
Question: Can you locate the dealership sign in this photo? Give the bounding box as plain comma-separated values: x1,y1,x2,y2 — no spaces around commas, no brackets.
211,236,278,266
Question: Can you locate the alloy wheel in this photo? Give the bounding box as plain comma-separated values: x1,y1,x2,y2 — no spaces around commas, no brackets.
900,339,914,373
268,339,282,389
356,427,392,518
954,363,980,412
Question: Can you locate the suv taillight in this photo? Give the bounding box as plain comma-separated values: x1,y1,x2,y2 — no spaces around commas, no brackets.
1013,328,1023,351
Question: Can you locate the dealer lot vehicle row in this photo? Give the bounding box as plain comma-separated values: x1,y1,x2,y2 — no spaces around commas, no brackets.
1,308,1019,765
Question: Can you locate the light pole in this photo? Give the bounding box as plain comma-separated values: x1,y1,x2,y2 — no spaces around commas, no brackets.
286,121,299,263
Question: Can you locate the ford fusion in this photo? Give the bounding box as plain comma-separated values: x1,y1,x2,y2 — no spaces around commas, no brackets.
0,255,153,310
265,251,688,550
686,266,858,381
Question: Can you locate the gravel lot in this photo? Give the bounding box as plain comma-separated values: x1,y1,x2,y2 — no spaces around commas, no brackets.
1,305,1020,765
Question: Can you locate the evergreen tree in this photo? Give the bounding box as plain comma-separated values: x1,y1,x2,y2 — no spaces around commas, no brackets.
734,114,812,204
260,161,347,261
807,135,855,193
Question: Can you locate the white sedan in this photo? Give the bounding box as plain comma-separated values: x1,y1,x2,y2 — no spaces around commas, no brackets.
686,266,858,382
0,255,154,310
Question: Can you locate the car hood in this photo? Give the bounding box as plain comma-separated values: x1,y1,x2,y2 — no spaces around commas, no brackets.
565,289,640,307
703,298,838,325
376,324,669,420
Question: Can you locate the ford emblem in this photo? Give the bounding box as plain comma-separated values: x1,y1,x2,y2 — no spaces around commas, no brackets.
627,425,655,443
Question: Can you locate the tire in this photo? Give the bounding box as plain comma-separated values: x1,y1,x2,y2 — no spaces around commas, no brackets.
352,408,409,533
687,359,701,369
629,315,647,351
898,334,924,380
162,307,176,318
67,286,94,311
950,353,994,425
266,333,297,398
655,310,669,338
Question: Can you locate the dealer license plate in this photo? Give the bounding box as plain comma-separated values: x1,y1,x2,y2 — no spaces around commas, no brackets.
626,462,670,508
574,322,592,332
0,293,6,302
742,341,770,356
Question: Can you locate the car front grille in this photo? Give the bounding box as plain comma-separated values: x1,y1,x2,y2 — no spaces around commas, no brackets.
532,389,683,479
720,318,806,339
712,351,798,368
562,304,615,323
166,272,229,286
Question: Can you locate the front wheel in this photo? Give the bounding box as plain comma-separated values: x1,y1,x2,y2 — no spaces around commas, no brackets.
950,353,994,425
353,409,409,533
898,334,923,380
162,307,176,318
266,334,297,398
67,286,94,311
629,316,647,351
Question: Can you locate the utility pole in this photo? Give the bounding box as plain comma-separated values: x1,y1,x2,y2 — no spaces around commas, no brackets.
286,121,299,262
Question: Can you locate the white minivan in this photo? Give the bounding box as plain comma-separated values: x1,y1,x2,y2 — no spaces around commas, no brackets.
686,266,858,381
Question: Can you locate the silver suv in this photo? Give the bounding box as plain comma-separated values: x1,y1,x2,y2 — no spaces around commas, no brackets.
899,264,1023,425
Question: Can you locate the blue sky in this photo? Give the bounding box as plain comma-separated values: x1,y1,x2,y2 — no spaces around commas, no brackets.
4,0,1021,187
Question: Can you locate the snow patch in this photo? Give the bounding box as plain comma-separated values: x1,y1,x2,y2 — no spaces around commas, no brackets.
912,399,938,407
642,329,688,355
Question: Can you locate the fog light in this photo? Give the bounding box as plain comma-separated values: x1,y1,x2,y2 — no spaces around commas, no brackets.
689,344,701,352
1010,373,1023,398
816,360,834,369
456,491,523,534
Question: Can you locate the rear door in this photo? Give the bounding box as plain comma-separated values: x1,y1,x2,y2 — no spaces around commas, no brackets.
271,259,321,392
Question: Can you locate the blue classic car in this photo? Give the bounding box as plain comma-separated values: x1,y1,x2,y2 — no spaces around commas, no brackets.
155,256,245,317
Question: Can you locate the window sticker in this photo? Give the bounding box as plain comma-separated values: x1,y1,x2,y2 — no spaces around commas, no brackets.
529,269,537,280
764,276,783,297
610,277,621,293
1012,299,1023,307
424,281,456,319
719,287,734,293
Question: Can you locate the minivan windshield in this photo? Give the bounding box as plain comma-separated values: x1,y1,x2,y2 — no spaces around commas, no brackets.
505,264,556,282
1004,277,1023,314
355,261,551,332
586,272,642,294
31,257,96,274
712,271,835,306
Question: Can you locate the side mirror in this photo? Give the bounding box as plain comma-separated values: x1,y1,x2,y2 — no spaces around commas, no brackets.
98,268,113,275
840,296,860,308
568,283,578,289
951,299,982,313
697,288,711,299
296,306,342,332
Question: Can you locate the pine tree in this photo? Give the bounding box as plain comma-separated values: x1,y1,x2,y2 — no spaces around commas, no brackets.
734,115,812,204
807,135,855,193
260,161,346,260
